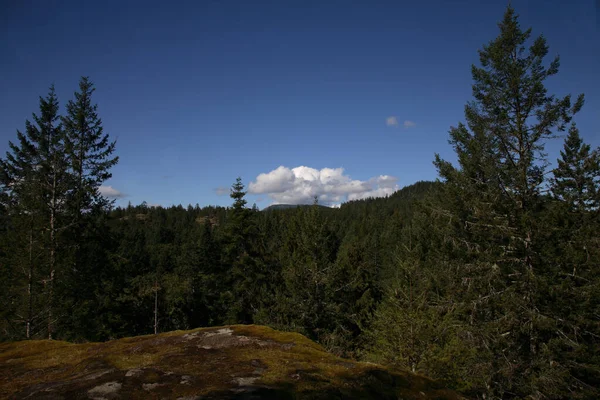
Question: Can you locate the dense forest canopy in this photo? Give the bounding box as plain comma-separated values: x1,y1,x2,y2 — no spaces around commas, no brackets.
1,7,598,400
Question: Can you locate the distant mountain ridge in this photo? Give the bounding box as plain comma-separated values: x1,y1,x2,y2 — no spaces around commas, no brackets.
262,203,330,211
261,181,439,212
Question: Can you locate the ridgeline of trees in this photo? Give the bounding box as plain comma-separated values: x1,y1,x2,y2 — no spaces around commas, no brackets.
1,7,599,400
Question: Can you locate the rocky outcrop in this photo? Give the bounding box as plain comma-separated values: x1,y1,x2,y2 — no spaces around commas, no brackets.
0,325,462,399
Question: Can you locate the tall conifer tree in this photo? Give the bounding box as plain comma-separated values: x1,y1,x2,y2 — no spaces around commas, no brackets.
433,6,585,398
222,177,264,323
0,87,71,339
63,77,118,218
552,124,600,212
60,77,119,337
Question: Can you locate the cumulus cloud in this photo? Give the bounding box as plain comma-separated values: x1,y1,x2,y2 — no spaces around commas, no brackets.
386,116,399,127
249,166,296,193
214,186,229,196
403,120,416,128
249,166,399,206
99,185,126,199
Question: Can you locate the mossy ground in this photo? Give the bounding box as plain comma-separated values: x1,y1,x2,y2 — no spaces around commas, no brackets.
0,325,463,399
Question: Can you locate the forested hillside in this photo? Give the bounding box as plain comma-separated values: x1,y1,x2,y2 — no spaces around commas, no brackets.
1,7,599,400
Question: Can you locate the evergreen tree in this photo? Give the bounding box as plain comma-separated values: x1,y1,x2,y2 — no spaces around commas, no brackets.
552,124,600,212
59,77,119,338
63,76,118,218
433,6,586,398
222,177,264,323
539,126,600,398
280,199,340,344
366,208,485,394
224,177,252,257
0,87,71,339
330,219,383,355
187,220,223,327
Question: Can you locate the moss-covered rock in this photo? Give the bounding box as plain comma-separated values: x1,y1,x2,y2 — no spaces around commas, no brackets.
0,325,463,399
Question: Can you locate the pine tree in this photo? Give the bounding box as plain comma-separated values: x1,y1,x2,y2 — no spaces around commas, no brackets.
433,6,585,398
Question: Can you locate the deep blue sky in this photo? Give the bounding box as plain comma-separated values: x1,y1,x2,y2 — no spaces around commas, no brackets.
1,0,598,208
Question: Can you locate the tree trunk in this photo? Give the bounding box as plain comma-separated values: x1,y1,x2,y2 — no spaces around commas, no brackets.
47,164,58,340
47,269,54,340
154,277,158,335
26,217,33,339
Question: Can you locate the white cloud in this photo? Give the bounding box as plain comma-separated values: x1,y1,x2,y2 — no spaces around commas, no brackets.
249,166,399,206
99,185,126,199
214,186,229,196
386,116,399,127
370,175,398,188
249,165,296,193
403,120,416,128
